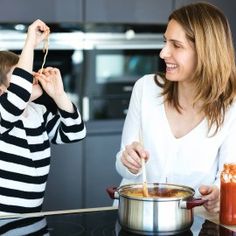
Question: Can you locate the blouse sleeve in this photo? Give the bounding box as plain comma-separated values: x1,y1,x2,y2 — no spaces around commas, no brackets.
115,76,145,180
214,109,236,188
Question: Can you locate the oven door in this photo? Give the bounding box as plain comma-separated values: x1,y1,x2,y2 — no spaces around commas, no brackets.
82,43,165,121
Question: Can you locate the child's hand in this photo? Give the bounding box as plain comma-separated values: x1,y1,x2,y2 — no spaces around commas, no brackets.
34,67,74,112
26,19,50,49
34,67,64,99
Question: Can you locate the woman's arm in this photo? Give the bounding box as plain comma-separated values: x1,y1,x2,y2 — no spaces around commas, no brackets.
199,104,236,212
116,77,148,179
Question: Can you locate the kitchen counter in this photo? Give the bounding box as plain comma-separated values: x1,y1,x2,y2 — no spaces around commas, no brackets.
194,206,236,233
0,206,235,235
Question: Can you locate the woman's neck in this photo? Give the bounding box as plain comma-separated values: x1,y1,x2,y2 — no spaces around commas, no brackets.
178,82,198,110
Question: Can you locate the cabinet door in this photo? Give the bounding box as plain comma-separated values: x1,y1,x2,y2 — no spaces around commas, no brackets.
43,142,83,211
85,0,174,24
83,134,122,208
0,0,83,23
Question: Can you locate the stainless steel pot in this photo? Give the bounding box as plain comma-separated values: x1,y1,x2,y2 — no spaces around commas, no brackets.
107,183,206,235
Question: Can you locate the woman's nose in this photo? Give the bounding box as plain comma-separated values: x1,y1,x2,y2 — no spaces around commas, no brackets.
159,45,170,59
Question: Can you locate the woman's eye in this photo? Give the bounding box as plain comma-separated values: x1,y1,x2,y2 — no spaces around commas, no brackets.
173,43,181,48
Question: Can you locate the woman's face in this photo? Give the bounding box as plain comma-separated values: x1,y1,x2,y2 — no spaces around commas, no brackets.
160,19,197,83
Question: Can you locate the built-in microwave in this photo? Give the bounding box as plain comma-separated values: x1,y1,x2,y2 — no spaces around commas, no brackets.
82,31,165,121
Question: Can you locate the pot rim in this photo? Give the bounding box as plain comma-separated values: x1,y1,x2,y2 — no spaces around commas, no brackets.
117,182,195,201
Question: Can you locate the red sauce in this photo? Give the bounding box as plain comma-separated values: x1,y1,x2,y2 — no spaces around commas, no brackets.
220,163,236,225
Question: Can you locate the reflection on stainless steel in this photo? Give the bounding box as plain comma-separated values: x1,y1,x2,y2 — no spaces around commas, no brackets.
83,33,164,50
82,96,90,122
0,28,164,51
0,30,84,50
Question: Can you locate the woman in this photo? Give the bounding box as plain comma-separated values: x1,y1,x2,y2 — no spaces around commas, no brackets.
115,2,236,212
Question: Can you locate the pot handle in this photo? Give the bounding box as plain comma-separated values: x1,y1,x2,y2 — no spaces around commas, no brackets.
180,198,207,209
106,186,119,199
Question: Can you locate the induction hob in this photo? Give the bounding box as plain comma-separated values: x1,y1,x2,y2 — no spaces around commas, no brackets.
0,209,235,236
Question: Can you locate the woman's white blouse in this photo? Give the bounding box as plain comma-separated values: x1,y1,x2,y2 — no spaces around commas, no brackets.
116,74,236,196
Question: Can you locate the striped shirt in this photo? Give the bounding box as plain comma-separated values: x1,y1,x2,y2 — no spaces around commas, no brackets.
0,68,86,214
0,217,49,235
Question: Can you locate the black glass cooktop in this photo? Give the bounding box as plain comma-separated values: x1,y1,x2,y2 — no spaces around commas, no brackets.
0,209,235,236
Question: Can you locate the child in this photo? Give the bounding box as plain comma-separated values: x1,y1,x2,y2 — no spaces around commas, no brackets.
0,19,86,214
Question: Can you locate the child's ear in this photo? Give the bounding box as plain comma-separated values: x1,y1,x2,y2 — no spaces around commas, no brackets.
0,85,6,96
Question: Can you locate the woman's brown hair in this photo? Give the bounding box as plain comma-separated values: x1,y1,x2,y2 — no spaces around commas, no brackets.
155,2,236,135
0,51,19,86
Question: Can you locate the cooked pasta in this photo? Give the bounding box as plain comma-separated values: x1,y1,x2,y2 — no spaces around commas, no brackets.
40,30,50,73
122,187,191,198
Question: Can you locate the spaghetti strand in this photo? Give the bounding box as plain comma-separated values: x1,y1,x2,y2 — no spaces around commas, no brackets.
40,32,49,73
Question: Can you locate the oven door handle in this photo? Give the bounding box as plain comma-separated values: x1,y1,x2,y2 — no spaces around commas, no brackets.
82,96,90,122
93,43,164,50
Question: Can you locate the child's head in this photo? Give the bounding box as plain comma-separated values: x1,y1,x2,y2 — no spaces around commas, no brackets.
0,50,43,100
0,51,19,95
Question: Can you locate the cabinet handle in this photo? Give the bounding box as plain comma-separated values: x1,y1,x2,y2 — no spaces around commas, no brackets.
123,86,133,92
82,97,90,121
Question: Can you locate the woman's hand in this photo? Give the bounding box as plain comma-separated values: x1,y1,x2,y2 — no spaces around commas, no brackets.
121,141,149,174
198,185,220,213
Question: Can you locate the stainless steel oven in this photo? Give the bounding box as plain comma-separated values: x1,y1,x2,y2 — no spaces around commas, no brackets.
82,31,165,121
0,24,165,120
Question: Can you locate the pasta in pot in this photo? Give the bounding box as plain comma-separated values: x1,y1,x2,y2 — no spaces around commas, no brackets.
121,187,191,199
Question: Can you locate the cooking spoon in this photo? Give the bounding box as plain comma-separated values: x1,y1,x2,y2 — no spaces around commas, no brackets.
141,157,149,197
